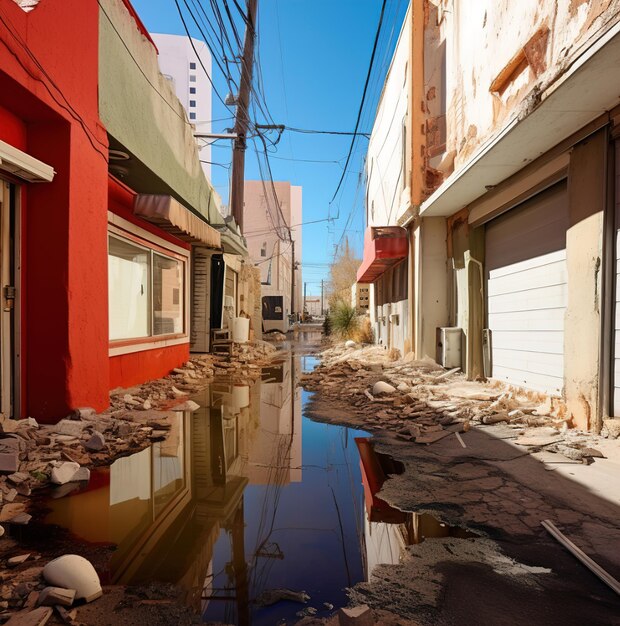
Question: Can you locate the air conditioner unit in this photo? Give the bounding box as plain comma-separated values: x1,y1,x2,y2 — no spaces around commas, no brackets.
0,140,55,183
436,327,462,369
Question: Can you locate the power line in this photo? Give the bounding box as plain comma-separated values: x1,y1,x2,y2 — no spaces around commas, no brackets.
328,0,387,205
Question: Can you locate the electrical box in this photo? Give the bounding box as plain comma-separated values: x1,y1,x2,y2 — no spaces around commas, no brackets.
436,327,462,369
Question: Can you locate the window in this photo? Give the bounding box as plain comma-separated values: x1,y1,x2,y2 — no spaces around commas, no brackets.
189,62,196,70
189,100,196,107
189,74,196,83
153,253,184,335
108,233,186,341
189,112,196,120
190,87,196,94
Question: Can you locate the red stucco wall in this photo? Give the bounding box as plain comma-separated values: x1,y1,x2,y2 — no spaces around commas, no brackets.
109,343,190,391
0,0,109,421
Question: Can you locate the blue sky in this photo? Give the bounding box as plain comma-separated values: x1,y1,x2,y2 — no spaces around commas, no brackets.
131,0,408,296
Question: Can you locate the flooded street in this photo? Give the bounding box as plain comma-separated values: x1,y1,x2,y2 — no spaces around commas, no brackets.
31,334,410,624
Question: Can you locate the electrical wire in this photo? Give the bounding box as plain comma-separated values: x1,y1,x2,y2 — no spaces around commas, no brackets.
328,0,388,205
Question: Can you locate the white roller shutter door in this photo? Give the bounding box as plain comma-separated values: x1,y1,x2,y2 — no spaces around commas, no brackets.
486,182,568,395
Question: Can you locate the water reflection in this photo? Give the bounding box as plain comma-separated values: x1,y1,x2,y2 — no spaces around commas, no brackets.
43,352,370,625
356,438,476,580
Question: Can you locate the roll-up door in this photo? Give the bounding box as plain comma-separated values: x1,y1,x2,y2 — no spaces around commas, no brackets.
190,247,211,353
485,181,568,395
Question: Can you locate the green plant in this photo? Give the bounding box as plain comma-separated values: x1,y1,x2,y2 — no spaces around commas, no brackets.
331,302,359,338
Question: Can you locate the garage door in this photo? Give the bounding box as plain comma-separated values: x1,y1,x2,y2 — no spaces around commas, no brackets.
486,181,568,395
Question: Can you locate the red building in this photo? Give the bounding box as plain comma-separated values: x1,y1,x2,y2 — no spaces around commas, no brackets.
0,0,235,423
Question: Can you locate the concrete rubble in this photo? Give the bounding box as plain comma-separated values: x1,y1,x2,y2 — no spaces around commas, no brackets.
0,340,278,624
301,343,619,462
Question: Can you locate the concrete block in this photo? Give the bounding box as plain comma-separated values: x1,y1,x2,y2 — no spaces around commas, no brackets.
0,453,18,473
37,587,75,607
53,421,85,438
43,555,102,603
338,605,373,626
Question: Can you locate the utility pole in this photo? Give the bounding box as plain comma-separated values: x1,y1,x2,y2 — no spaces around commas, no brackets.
290,239,295,322
303,282,307,317
321,279,324,315
229,0,258,235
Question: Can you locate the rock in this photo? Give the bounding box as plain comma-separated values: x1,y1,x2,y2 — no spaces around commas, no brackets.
256,588,310,607
581,447,605,458
10,513,32,525
396,383,410,392
16,418,39,429
7,554,31,567
0,503,26,522
73,408,96,420
345,340,357,349
602,418,620,439
170,386,187,397
0,452,18,473
83,432,105,452
50,462,88,485
171,400,200,412
372,381,396,395
339,605,373,626
3,607,53,626
0,525,4,537
53,421,85,438
482,412,510,425
8,472,29,484
71,467,90,482
37,587,75,608
42,555,102,603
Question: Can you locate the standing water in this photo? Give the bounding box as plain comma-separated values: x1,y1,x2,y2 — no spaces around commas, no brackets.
38,344,389,625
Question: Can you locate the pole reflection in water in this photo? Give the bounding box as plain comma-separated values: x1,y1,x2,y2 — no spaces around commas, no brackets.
42,350,370,625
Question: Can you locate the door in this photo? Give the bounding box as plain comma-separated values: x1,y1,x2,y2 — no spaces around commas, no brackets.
0,180,15,418
485,181,568,395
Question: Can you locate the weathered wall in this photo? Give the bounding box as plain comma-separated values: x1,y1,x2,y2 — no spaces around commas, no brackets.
98,0,224,225
414,217,449,360
423,0,620,191
564,128,607,430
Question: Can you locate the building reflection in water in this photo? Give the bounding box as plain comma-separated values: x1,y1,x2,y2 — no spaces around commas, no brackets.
355,437,475,580
43,354,305,625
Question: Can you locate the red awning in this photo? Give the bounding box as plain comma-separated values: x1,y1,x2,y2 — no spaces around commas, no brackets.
356,226,408,283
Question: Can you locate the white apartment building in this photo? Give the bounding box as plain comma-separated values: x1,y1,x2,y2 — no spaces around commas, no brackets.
151,33,213,181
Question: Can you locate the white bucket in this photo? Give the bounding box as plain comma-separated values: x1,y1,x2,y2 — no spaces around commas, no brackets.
232,317,250,343
232,385,250,410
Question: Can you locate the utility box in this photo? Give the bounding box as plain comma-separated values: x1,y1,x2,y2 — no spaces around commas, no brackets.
436,327,462,369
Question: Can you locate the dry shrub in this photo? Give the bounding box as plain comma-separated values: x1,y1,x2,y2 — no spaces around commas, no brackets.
387,347,401,361
331,302,359,338
351,316,373,344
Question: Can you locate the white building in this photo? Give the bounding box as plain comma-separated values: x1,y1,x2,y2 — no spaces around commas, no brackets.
151,33,213,181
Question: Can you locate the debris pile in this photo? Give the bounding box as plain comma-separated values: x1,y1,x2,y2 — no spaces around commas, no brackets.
107,340,277,415
301,343,615,459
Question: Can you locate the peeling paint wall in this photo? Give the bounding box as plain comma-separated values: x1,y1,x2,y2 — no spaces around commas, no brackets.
424,0,620,187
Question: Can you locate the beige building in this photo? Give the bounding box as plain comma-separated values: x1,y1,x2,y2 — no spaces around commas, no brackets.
243,181,302,328
360,0,620,432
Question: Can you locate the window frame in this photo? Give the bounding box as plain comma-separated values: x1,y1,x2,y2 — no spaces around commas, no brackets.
108,219,190,357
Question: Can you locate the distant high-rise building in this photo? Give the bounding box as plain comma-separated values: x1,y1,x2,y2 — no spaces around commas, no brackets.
151,33,213,180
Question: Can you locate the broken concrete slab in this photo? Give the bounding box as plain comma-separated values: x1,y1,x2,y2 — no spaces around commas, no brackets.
3,607,53,626
83,432,105,452
0,452,18,473
0,503,26,522
37,587,75,608
50,463,88,485
602,418,620,439
338,605,373,626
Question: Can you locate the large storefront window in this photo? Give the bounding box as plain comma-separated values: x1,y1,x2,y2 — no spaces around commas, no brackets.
108,233,186,341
